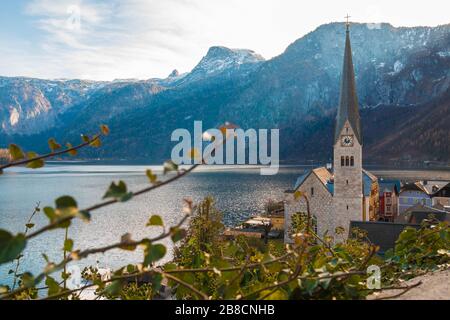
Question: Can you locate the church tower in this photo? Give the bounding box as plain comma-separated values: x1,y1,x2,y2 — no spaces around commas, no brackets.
333,21,364,234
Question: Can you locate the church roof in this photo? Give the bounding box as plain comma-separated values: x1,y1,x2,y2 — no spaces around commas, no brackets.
314,167,333,186
292,167,377,197
362,170,377,197
335,26,362,145
293,167,333,194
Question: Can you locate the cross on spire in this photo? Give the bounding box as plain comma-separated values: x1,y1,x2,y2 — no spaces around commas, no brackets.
334,14,362,145
345,14,351,31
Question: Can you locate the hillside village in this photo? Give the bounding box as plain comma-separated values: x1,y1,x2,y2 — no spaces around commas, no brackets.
226,23,450,252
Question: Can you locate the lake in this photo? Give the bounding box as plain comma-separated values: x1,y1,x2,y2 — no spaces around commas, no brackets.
0,164,449,286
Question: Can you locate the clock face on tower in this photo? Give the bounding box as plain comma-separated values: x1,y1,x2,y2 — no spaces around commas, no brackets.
341,135,354,147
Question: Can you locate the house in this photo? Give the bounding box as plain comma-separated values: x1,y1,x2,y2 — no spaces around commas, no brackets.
223,217,273,240
352,202,449,253
378,179,401,222
395,203,449,224
422,180,448,195
430,182,450,209
264,201,285,231
362,170,379,222
398,182,432,214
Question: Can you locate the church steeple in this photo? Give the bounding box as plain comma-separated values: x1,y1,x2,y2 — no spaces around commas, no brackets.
334,22,362,145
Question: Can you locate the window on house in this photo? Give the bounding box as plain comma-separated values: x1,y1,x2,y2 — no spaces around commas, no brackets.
347,205,349,210
386,205,392,216
346,180,349,185
341,156,345,167
350,156,354,166
311,187,314,196
346,156,350,166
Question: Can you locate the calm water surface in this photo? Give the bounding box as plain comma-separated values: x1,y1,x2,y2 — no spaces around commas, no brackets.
0,164,449,286
0,165,301,285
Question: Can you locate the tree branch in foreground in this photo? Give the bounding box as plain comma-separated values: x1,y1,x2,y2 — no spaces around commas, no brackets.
0,135,102,171
25,164,199,240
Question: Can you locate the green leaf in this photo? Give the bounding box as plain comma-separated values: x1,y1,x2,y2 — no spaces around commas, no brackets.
146,215,163,227
260,289,288,300
8,144,25,161
48,138,62,152
56,196,77,210
126,264,136,273
77,210,91,222
146,169,158,184
26,152,44,169
163,263,177,271
0,230,27,264
48,196,78,228
90,138,102,148
26,159,45,169
45,276,62,296
143,244,167,265
163,160,178,174
21,272,35,288
170,227,186,243
81,134,90,143
61,271,71,281
119,233,136,251
43,207,57,222
103,280,124,296
100,124,110,135
66,143,77,156
64,239,74,252
150,273,163,292
103,181,133,202
302,278,319,295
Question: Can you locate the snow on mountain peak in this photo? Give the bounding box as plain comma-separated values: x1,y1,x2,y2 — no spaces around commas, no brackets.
191,46,265,76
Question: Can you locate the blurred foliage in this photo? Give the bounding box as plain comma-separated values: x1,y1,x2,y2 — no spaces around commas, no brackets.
0,127,448,300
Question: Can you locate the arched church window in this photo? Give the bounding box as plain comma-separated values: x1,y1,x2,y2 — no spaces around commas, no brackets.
350,156,354,166
341,156,345,166
346,156,350,166
311,187,314,196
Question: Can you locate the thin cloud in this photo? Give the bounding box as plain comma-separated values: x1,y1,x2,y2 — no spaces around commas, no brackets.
1,0,448,80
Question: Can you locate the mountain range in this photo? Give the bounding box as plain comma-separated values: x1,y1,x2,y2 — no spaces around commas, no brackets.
1,22,449,164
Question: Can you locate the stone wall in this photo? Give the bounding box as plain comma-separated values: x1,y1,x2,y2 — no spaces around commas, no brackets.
333,121,363,238
284,172,334,242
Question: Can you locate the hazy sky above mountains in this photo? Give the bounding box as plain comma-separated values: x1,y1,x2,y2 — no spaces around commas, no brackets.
1,0,449,81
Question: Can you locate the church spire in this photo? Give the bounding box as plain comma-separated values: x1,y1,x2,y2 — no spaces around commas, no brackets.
334,21,362,145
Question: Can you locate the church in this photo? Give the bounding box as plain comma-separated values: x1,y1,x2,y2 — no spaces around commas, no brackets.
284,22,380,242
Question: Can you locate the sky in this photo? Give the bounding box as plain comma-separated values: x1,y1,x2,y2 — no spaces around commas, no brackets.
0,0,449,81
